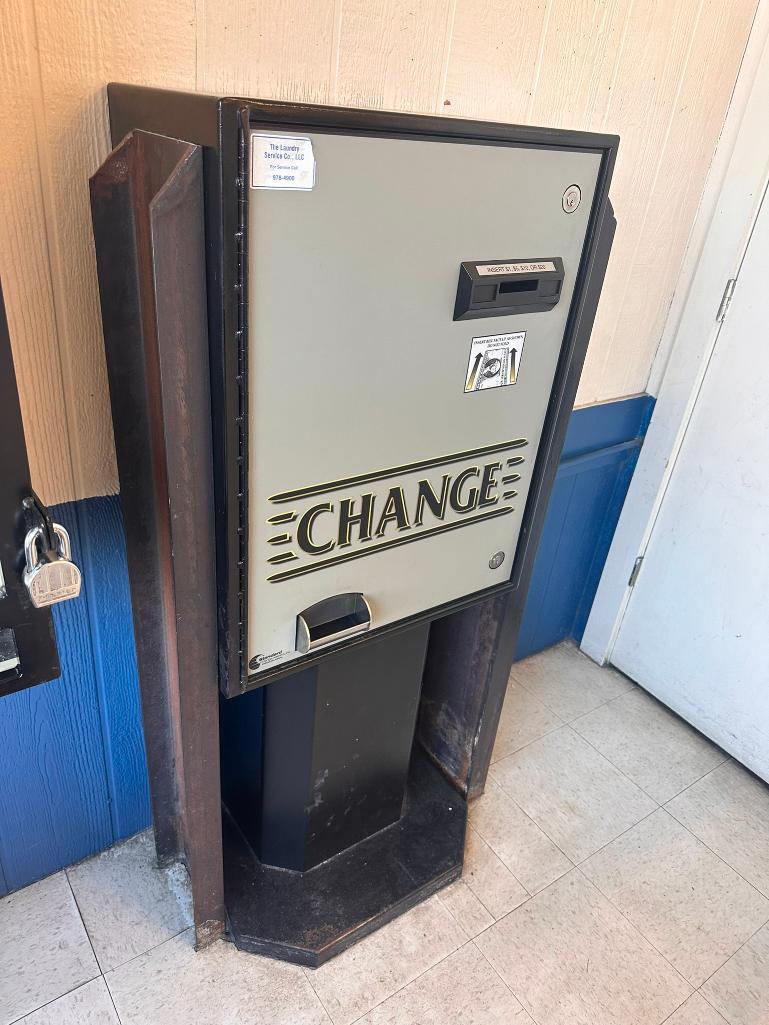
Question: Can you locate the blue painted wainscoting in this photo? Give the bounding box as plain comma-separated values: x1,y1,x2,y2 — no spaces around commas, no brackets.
515,393,655,661
0,393,653,894
0,497,148,895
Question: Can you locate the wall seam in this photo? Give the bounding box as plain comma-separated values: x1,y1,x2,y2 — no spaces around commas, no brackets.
645,0,764,396
330,0,344,103
434,0,458,113
597,0,706,390
194,0,204,90
526,0,554,123
19,1,79,505
601,0,636,132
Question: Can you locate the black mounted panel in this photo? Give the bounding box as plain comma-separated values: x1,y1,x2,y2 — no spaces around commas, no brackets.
0,284,60,696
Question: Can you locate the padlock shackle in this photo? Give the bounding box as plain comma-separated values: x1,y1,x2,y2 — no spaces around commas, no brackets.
22,491,59,555
23,522,72,572
53,524,72,561
24,525,44,571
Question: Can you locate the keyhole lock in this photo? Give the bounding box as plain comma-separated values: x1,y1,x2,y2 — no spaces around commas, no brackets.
489,551,506,570
562,184,582,213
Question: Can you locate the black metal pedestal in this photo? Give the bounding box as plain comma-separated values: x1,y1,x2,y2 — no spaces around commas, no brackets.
221,624,431,872
218,622,467,966
222,746,466,966
261,624,430,871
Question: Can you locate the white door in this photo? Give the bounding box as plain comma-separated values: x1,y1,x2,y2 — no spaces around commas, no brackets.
610,181,769,781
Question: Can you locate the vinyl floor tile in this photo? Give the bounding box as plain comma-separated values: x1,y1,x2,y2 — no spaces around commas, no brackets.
491,678,563,762
470,777,572,894
0,873,99,1025
701,922,769,1025
667,760,769,898
476,870,691,1025
67,830,192,972
583,809,769,986
490,727,656,863
573,688,726,803
356,942,533,1024
305,894,467,1025
459,827,528,920
510,643,633,722
437,876,494,938
16,977,119,1025
107,929,329,1025
663,992,728,1025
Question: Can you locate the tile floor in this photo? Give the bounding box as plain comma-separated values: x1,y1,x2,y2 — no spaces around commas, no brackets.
2,641,769,1025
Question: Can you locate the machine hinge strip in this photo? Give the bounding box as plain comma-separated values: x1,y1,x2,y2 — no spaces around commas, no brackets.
235,113,249,674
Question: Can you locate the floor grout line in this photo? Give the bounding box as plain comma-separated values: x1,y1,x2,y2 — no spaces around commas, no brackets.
472,775,577,876
102,925,199,979
694,911,769,992
663,782,769,903
662,760,731,807
463,822,533,911
488,723,662,869
471,936,542,1024
661,807,769,909
7,978,111,1025
692,989,730,1021
338,932,473,1025
505,650,761,1012
569,704,730,809
563,721,663,808
650,757,730,806
300,967,335,1025
62,871,124,1022
63,869,105,975
574,804,660,869
488,717,566,768
573,864,695,1005
509,642,635,722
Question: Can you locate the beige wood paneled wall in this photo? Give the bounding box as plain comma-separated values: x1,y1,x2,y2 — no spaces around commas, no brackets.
0,0,757,504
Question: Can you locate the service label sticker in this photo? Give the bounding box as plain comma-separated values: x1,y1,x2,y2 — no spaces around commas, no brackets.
251,133,315,191
464,332,526,393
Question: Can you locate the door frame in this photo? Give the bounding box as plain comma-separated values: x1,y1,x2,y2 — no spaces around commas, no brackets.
582,0,769,664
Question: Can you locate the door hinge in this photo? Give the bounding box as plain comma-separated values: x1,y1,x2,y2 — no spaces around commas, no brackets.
628,555,644,587
716,277,737,323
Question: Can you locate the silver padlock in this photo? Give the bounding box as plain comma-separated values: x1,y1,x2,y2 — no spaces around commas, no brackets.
23,524,82,608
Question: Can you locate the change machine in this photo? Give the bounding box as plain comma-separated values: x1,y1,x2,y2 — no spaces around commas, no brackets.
91,86,617,964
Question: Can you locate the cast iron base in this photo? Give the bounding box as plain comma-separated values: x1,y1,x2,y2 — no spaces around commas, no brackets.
222,746,467,966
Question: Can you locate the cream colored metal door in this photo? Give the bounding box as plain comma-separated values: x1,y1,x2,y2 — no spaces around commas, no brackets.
247,129,601,673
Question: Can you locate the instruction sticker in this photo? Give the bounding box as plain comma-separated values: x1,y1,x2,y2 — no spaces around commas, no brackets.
476,261,555,276
464,332,525,393
251,133,315,191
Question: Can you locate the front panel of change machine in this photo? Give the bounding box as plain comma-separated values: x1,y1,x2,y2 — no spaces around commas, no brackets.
247,129,601,674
